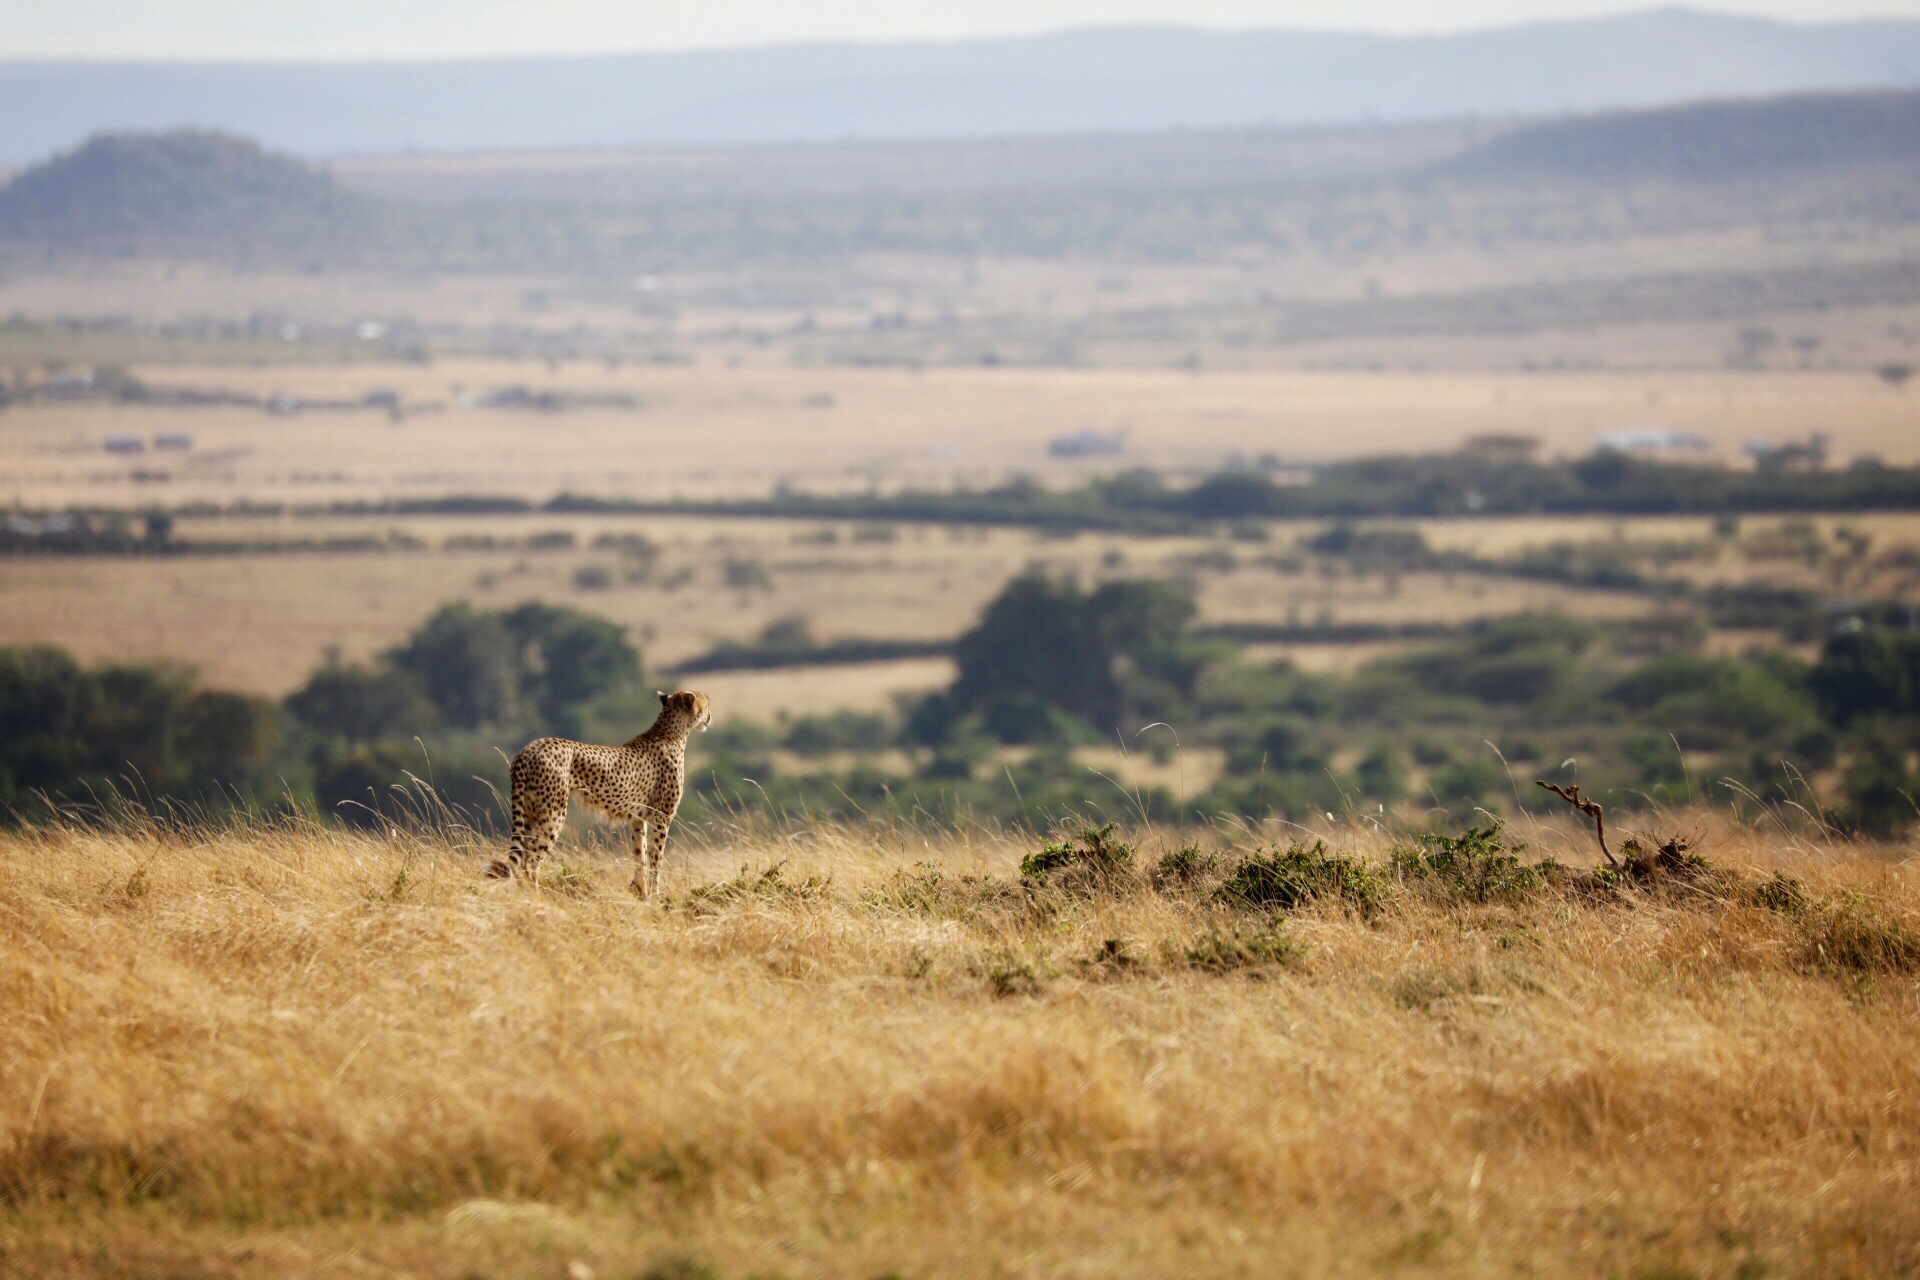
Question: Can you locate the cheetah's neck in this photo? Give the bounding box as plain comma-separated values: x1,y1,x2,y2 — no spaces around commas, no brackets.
628,708,697,750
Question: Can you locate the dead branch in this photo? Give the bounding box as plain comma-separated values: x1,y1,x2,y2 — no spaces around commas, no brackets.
1535,781,1618,870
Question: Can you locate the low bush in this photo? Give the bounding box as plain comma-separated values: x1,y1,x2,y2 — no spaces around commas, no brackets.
1214,840,1384,915
1149,843,1216,890
1020,822,1135,892
1389,822,1545,903
862,862,1020,918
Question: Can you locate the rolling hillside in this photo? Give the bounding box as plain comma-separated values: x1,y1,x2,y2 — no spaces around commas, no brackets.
6,9,1920,163
1448,87,1920,181
0,130,372,262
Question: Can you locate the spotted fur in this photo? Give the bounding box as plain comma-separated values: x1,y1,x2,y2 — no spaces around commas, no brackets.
487,690,712,896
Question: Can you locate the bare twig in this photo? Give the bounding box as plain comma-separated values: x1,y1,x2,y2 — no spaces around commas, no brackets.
1535,780,1618,870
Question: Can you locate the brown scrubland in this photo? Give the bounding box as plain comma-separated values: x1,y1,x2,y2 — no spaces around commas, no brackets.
3,808,1918,1279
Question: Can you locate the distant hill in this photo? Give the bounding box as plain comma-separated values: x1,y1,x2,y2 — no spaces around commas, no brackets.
0,131,370,261
1447,88,1920,181
8,10,1920,163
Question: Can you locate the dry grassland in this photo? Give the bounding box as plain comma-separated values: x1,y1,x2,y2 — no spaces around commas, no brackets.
3,813,1919,1278
688,660,957,721
5,364,1916,509
0,505,1907,701
12,238,1920,377
0,513,1688,695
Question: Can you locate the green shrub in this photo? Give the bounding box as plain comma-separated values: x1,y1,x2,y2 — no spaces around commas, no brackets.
1214,840,1382,915
1389,822,1543,903
571,563,614,591
1150,843,1216,890
983,954,1043,997
1748,871,1807,914
1079,937,1141,977
1021,822,1135,889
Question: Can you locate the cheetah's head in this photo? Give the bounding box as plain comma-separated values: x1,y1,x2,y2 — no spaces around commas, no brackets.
658,689,713,732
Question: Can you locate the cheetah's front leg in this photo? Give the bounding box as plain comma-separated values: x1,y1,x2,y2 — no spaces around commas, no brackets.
629,815,670,898
647,820,672,898
629,818,654,898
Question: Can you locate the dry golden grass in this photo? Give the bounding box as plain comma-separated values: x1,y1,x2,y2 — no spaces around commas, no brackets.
690,659,956,720
0,512,1699,694
4,810,1919,1278
6,363,1920,511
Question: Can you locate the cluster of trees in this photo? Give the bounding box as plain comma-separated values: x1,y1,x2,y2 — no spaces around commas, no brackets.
689,573,1920,837
291,602,642,739
32,449,1916,544
0,647,275,820
908,575,1209,745
0,601,647,827
1,577,1915,838
282,602,646,824
1129,452,1920,521
566,452,1920,533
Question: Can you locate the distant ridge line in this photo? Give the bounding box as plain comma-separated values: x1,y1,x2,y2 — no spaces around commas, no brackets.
6,9,1920,163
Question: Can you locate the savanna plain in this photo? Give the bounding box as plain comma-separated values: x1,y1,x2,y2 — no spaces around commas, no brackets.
10,381,1920,1277
8,100,1920,1278
6,808,1920,1280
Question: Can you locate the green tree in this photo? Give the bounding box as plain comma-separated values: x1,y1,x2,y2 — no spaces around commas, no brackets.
1809,630,1920,726
388,604,521,730
501,602,644,735
948,574,1197,735
1838,732,1920,838
286,661,438,742
0,646,274,818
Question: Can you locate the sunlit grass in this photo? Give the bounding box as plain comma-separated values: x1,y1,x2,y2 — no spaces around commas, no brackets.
2,806,1917,1278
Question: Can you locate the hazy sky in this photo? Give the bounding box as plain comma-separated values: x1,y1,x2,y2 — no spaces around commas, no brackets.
9,0,1920,60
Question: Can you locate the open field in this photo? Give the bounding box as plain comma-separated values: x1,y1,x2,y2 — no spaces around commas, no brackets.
5,364,1917,510
4,90,1920,1280
0,509,1803,695
0,507,1909,698
3,814,1919,1278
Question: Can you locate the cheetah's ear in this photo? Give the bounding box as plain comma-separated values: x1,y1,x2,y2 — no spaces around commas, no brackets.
656,690,669,704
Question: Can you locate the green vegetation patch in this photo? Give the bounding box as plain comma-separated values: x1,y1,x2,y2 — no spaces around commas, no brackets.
1214,840,1384,915
1390,823,1547,903
1020,822,1136,892
1150,843,1218,891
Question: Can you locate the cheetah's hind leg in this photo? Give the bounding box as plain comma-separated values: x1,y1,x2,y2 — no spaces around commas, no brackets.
492,797,566,879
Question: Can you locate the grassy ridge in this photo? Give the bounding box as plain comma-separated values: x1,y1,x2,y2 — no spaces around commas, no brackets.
2,814,1918,1276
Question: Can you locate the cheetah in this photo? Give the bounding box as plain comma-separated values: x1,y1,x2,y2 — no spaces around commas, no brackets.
487,689,712,896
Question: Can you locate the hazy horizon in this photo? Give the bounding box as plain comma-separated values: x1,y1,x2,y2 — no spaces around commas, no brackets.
6,1,1920,61
12,8,1920,163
